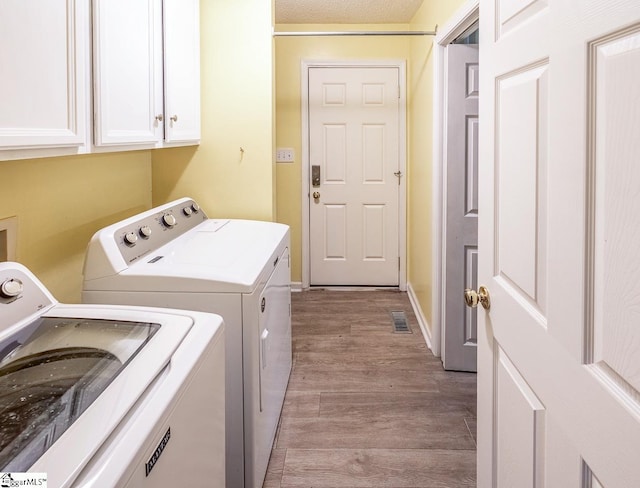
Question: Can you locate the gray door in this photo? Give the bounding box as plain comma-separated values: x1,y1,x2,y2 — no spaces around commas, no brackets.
443,44,479,372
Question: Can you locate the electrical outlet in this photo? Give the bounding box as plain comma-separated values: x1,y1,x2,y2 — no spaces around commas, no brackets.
276,148,295,163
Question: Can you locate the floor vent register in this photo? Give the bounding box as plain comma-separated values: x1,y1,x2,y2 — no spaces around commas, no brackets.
390,310,412,334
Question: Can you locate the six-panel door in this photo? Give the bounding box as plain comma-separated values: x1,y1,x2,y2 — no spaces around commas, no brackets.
308,66,401,287
478,0,640,486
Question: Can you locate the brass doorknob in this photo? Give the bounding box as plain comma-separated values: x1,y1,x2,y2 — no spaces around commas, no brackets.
464,286,490,310
312,191,320,199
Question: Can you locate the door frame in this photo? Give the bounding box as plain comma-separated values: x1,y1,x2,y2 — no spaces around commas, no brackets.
431,0,480,357
301,59,407,290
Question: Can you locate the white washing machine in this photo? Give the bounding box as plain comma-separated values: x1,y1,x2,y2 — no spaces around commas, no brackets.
0,262,225,487
81,197,292,488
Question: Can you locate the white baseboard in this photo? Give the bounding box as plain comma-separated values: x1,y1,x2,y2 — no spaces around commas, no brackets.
291,281,303,292
407,282,435,355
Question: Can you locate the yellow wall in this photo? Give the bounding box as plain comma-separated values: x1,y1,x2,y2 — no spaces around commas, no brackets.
0,152,152,303
407,0,467,327
152,0,276,221
275,24,411,283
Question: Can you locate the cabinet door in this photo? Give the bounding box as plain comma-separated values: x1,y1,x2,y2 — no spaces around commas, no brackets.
0,0,87,150
93,0,163,146
163,0,201,143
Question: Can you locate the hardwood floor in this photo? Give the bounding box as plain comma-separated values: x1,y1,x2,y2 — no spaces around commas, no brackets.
263,290,477,488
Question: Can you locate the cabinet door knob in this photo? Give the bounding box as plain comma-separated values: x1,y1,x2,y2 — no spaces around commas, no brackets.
155,114,164,122
170,115,178,123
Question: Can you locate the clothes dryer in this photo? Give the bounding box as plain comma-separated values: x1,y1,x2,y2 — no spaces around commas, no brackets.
82,197,292,488
0,262,225,487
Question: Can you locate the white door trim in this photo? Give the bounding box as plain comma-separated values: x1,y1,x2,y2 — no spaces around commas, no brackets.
301,59,407,290
431,0,480,357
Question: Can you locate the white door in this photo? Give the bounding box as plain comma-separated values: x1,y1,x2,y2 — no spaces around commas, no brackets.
477,0,640,487
163,0,201,143
443,44,479,372
93,0,163,146
308,67,400,286
0,0,88,150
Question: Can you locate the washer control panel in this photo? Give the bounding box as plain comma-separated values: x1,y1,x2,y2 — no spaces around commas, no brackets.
0,263,56,330
1,278,24,299
113,199,209,265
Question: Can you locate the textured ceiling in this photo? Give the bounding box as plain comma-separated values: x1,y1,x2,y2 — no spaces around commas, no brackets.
275,0,425,24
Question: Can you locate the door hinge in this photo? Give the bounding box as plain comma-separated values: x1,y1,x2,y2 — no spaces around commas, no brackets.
398,85,401,99
398,256,401,270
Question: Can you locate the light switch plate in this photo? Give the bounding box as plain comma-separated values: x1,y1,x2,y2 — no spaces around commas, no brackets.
276,147,295,163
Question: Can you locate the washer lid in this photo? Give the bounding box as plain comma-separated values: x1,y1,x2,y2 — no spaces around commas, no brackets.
0,308,194,483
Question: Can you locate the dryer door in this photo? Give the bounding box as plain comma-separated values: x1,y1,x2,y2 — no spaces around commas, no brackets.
258,249,292,415
251,248,292,488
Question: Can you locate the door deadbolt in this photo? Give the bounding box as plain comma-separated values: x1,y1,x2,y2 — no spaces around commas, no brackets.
312,165,321,187
464,286,491,310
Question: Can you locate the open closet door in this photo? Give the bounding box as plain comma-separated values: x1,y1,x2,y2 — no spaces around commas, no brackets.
442,43,479,372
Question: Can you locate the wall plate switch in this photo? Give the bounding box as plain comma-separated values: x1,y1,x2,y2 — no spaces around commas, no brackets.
276,148,295,163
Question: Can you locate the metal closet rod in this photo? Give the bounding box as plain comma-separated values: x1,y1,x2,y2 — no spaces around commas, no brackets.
273,27,437,37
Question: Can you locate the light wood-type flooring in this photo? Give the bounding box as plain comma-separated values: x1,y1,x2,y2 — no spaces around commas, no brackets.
263,289,477,488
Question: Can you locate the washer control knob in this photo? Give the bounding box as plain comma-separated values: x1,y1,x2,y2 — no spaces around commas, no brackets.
162,213,177,228
191,202,200,213
1,279,23,298
183,206,193,217
124,232,138,245
139,225,152,238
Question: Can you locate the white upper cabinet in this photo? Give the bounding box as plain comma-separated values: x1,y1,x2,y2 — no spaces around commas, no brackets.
0,0,89,154
163,0,201,144
0,0,199,160
93,0,201,148
92,0,163,146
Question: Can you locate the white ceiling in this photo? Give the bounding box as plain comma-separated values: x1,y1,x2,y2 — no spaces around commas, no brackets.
275,0,425,24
